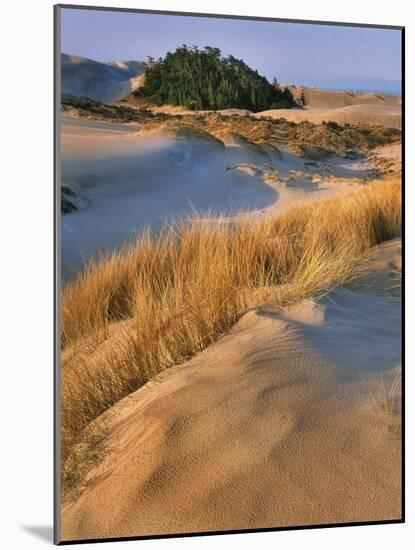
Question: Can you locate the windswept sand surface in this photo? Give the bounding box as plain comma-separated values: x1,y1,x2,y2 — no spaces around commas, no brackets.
256,104,401,129
61,238,401,541
60,116,382,278
60,116,275,276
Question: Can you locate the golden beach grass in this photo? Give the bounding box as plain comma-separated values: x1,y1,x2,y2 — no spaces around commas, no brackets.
60,177,401,494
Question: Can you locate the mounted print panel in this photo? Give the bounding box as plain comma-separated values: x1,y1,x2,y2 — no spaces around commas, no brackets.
54,4,403,544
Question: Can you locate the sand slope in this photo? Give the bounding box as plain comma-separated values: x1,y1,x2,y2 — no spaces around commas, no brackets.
61,116,385,278
61,239,401,541
256,104,401,129
61,54,144,103
286,86,401,109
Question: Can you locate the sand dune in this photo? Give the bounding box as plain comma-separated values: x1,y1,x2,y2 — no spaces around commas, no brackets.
60,117,275,277
256,104,401,129
61,54,144,103
286,86,401,109
119,103,401,129
115,85,401,128
60,115,387,278
61,238,401,540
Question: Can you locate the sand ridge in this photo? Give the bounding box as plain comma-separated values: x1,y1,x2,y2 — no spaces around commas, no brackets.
61,239,401,541
285,86,401,109
255,104,401,129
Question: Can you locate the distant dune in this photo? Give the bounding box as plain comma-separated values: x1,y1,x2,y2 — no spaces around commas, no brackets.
61,53,144,103
286,85,401,109
254,86,401,128
115,87,401,128
61,55,401,128
256,104,401,129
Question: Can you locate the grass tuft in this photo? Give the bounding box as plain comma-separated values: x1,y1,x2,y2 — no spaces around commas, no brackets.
60,177,401,496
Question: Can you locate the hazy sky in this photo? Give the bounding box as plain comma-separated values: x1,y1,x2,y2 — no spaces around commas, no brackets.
60,8,402,94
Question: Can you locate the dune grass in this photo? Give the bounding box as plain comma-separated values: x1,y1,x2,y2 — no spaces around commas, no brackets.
60,177,401,496
369,371,402,418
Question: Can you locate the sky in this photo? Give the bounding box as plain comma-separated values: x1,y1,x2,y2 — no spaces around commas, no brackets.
60,8,402,94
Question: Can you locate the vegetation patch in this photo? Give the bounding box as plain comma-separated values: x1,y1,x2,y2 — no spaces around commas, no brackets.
62,96,401,159
148,122,225,147
137,45,296,111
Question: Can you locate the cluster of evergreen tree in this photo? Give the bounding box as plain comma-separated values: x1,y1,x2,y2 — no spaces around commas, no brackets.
137,45,295,111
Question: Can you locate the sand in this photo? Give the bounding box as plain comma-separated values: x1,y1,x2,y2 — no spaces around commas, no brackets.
60,116,274,277
60,115,386,279
128,104,401,129
285,86,401,109
367,143,402,175
61,238,401,541
256,104,401,129
61,54,144,103
116,87,401,129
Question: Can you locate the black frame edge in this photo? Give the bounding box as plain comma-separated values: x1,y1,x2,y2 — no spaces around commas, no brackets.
54,3,62,546
55,3,404,30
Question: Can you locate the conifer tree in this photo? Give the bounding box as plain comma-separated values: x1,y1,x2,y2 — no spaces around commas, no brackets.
138,45,295,112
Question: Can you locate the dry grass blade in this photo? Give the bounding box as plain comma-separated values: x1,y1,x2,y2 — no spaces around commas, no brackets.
60,177,401,495
369,371,402,418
